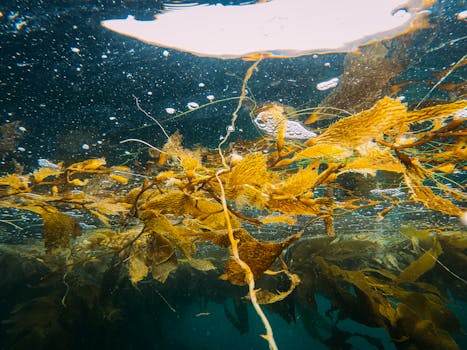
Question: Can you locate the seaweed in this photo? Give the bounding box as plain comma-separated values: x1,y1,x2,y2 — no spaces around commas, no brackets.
0,88,465,349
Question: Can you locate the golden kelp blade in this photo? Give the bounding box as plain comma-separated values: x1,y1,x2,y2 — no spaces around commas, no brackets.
220,231,301,285
101,0,431,59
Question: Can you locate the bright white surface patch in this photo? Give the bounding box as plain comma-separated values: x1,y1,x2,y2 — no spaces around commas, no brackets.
101,0,427,59
316,77,339,91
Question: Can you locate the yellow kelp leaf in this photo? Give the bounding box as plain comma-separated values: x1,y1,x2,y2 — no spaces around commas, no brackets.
397,238,443,283
128,230,178,284
225,152,270,198
87,197,130,216
67,158,106,171
128,249,149,284
431,163,456,174
275,160,320,196
305,97,406,148
343,145,404,174
313,256,398,326
139,210,195,258
235,184,268,209
189,197,240,230
186,257,216,271
24,206,81,254
277,143,351,165
404,172,463,217
266,196,330,216
111,165,130,171
32,167,62,183
405,99,467,124
88,209,110,226
68,178,89,186
277,123,286,152
440,232,467,250
155,170,179,182
180,152,201,172
221,232,301,285
0,174,30,192
255,268,301,305
140,190,189,215
400,226,434,248
109,174,129,184
261,214,297,225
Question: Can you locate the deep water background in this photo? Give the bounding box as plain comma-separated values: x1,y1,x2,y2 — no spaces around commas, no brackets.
0,1,466,349
1,0,464,170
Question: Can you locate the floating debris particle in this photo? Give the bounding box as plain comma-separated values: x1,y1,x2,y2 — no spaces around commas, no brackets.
187,102,199,110
165,107,176,114
316,77,339,91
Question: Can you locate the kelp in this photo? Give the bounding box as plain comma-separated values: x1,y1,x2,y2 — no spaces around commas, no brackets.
0,96,465,350
288,234,464,350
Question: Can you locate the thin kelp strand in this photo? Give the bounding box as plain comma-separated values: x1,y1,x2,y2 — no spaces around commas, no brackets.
419,245,467,284
163,96,245,122
120,138,167,154
416,53,467,109
289,106,352,116
218,59,261,167
133,95,171,141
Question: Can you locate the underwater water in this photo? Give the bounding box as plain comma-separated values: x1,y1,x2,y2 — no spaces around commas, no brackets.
0,1,466,350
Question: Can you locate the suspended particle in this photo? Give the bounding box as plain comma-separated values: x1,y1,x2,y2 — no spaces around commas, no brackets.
18,126,26,132
324,62,331,67
17,147,26,152
187,102,199,110
206,95,215,101
316,77,339,91
162,50,170,57
71,47,80,53
198,82,205,87
165,107,176,114
81,144,90,150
